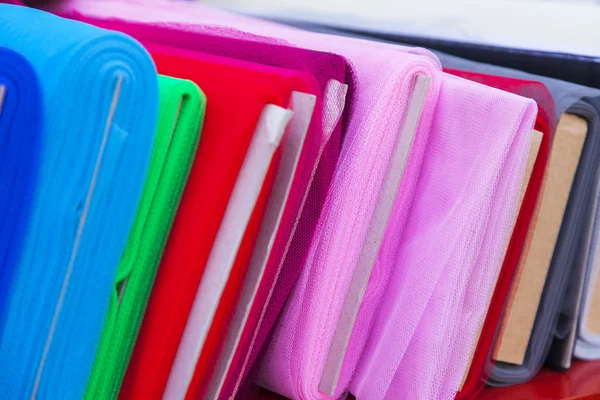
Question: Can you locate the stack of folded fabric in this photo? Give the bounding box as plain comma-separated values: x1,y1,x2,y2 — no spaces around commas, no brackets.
0,1,599,399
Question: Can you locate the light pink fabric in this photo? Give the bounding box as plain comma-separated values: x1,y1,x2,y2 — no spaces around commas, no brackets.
346,74,536,400
55,2,537,399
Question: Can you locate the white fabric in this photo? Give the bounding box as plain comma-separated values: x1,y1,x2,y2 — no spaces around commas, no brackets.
206,0,600,58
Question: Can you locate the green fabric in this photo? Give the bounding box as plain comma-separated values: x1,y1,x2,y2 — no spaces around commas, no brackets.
84,75,206,400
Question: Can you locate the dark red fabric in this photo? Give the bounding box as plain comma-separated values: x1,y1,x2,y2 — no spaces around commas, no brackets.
445,69,556,400
119,44,301,400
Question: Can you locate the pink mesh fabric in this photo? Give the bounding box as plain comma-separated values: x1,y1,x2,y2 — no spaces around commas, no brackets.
56,2,537,399
253,56,441,400
346,74,537,400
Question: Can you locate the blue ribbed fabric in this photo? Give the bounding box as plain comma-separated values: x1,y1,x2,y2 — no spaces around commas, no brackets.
0,47,42,333
0,5,159,400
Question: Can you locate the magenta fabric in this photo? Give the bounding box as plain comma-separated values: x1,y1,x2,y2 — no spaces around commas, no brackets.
56,2,538,399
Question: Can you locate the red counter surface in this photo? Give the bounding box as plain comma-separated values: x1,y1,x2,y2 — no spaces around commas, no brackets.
249,360,600,400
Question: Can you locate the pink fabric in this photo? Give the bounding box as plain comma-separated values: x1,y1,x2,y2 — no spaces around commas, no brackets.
346,74,537,400
56,2,537,399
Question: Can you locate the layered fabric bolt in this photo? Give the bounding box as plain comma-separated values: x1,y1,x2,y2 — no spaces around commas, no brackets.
104,4,544,398
10,0,595,397
439,70,554,396
0,5,158,400
330,73,535,399
54,3,536,400
290,27,553,397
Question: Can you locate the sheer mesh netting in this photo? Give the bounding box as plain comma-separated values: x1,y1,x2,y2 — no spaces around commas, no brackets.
57,1,538,399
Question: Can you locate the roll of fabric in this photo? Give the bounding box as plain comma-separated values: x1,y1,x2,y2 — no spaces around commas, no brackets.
84,75,205,400
329,20,600,381
440,69,554,397
418,44,600,376
0,47,42,333
255,53,440,400
148,48,318,400
119,44,308,400
45,15,352,398
334,73,536,400
0,5,158,400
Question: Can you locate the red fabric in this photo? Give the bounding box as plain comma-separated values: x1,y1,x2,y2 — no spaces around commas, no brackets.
445,69,556,400
120,44,299,400
189,80,321,400
190,153,280,400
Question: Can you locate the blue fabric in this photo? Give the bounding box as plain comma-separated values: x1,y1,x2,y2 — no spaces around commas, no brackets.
0,47,42,334
0,5,159,400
